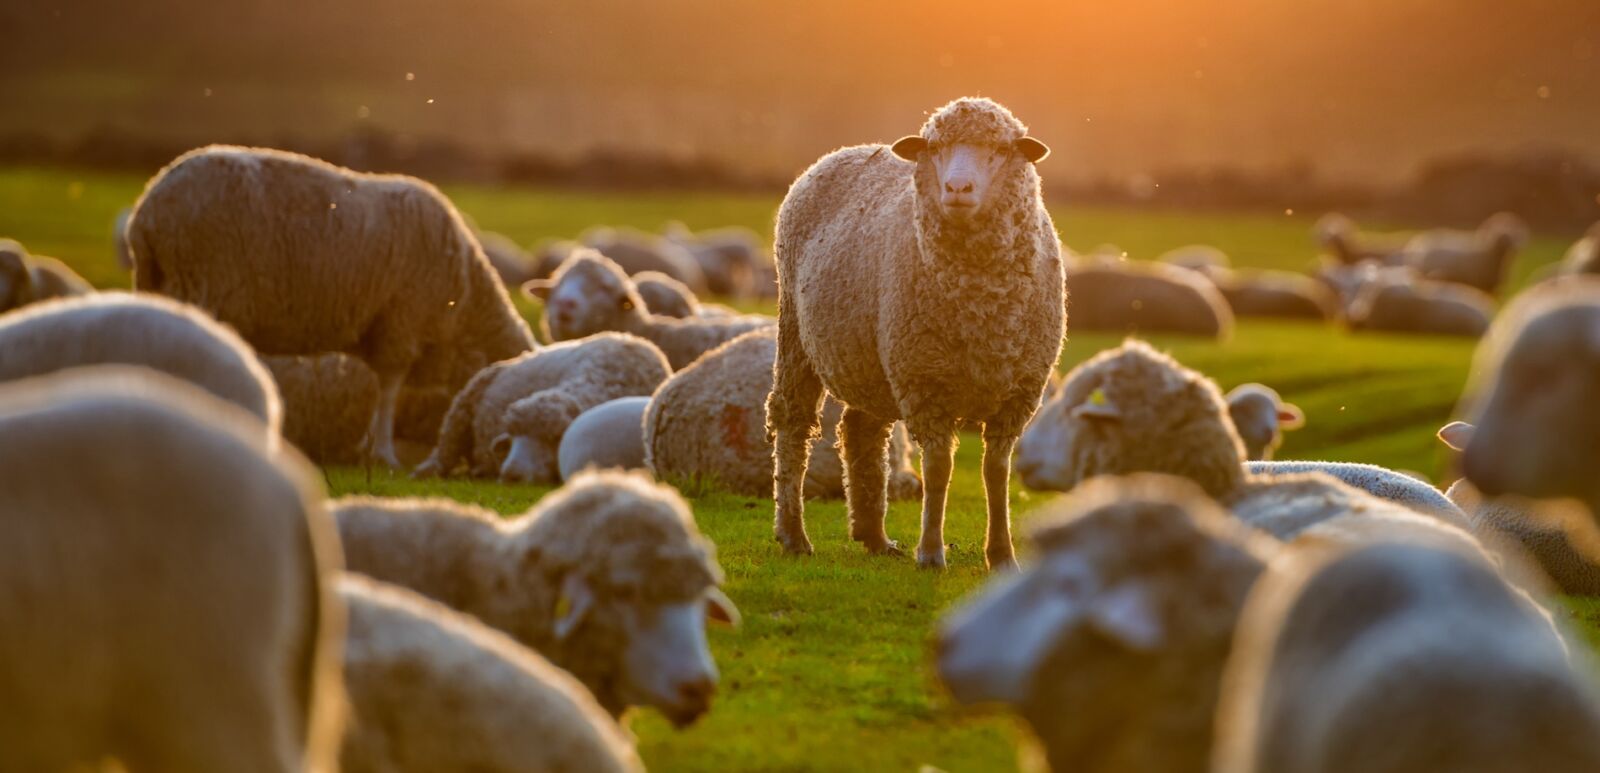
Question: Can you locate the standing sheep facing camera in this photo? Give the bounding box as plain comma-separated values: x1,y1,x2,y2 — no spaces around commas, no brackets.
338,575,642,773
0,367,345,773
333,470,740,726
129,145,534,467
413,332,670,484
524,249,772,369
769,97,1065,569
1212,539,1600,773
0,292,280,433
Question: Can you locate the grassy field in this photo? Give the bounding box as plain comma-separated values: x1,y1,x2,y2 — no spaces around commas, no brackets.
1,165,1590,771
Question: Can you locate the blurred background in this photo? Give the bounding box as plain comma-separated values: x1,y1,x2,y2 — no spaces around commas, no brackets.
5,0,1599,228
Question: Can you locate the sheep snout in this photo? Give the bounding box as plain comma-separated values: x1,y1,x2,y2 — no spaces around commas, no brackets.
621,599,721,727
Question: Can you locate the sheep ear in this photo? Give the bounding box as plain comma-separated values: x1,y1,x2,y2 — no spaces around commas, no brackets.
1014,137,1051,164
553,573,595,641
1277,403,1305,430
1089,582,1164,651
1437,421,1476,452
891,136,928,161
521,278,553,300
705,587,741,628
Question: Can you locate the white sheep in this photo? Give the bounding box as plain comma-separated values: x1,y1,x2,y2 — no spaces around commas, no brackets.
523,249,772,369
1212,538,1600,773
663,221,769,298
332,469,739,726
413,332,671,484
1455,277,1600,513
643,327,921,500
337,574,643,773
769,96,1064,570
474,229,536,288
1225,383,1304,461
1347,271,1497,337
1200,265,1340,321
1403,211,1529,295
0,238,92,313
1312,212,1409,266
633,269,699,318
1158,244,1231,272
584,226,709,293
558,396,652,480
1246,460,1466,527
1064,257,1234,338
129,145,534,467
0,292,281,433
0,366,344,772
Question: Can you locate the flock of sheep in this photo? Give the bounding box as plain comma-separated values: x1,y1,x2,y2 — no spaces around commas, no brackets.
4,95,1600,771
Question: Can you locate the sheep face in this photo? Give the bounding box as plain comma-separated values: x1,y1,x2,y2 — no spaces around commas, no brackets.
891,96,1048,223
1226,385,1303,462
498,391,586,484
523,252,646,341
496,434,559,484
1464,300,1600,505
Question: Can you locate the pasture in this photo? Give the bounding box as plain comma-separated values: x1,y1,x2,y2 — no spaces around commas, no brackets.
3,165,1594,771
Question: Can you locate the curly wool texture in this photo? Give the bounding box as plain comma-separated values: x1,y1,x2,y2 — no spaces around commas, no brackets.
1348,273,1496,337
533,250,773,369
1404,212,1528,295
129,145,534,462
1447,478,1600,595
0,368,345,773
643,328,920,498
1247,460,1467,529
337,575,641,773
0,292,280,434
1213,539,1600,773
331,470,725,718
0,239,92,313
1065,258,1234,338
415,332,671,481
263,353,378,464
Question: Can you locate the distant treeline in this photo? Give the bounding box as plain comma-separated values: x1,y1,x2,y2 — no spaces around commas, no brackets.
3,125,1596,231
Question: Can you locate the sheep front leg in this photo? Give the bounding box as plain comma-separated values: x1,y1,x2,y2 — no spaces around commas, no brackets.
840,406,896,554
767,314,824,555
367,372,404,468
981,433,1019,571
915,431,956,569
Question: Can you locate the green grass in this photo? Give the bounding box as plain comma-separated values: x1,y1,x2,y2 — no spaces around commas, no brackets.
2,165,1594,771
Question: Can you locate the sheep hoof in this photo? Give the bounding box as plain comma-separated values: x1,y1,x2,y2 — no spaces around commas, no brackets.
775,531,815,556
916,546,947,570
858,535,903,556
986,555,1019,573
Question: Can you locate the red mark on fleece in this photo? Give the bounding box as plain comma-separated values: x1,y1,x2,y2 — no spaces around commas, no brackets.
719,405,750,454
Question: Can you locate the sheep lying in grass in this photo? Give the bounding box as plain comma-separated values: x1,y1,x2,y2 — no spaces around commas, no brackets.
1213,538,1600,773
770,96,1064,569
333,470,739,726
584,226,709,293
1158,244,1231,272
414,332,671,484
1457,277,1600,514
645,328,921,499
559,396,651,480
0,238,92,312
523,250,772,369
1065,258,1233,338
1403,211,1528,295
1225,383,1304,461
0,293,280,433
1347,272,1496,337
130,145,534,467
1202,266,1339,321
338,575,642,773
1439,420,1600,594
1015,340,1470,531
634,270,699,318
0,367,344,773
663,222,769,298
1313,212,1408,266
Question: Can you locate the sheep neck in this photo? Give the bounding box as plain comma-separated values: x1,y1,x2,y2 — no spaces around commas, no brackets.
911,164,1046,278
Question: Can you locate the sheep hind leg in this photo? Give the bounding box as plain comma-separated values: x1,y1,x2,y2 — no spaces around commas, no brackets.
981,432,1019,571
840,406,898,555
915,431,957,570
366,372,404,468
767,318,824,555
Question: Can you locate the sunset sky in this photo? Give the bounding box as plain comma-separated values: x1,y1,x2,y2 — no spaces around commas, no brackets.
5,0,1598,183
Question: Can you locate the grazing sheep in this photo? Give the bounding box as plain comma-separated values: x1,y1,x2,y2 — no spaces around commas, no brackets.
1439,420,1600,594
769,97,1064,569
475,229,536,288
1312,260,1415,317
129,145,534,467
413,332,671,484
333,470,740,725
1226,383,1304,460
1313,212,1408,266
1015,341,1470,532
558,396,651,480
1404,211,1529,295
0,292,280,433
633,269,700,318
645,328,921,499
337,575,642,773
1065,258,1233,338
263,353,378,464
1212,539,1600,773
1457,277,1600,513
938,474,1276,773
584,226,709,293
523,249,772,368
1200,266,1340,320
1347,273,1495,337
0,238,93,312
663,222,768,298
1560,222,1600,276
0,367,344,773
